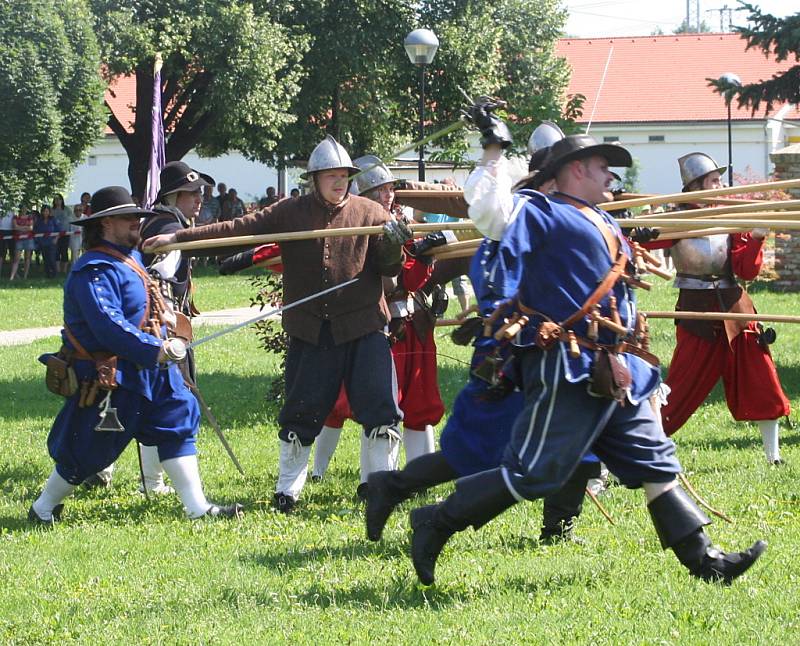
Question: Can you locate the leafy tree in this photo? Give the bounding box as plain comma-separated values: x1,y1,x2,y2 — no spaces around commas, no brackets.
708,3,800,114
90,0,309,198
674,18,712,34
0,0,105,207
623,158,641,193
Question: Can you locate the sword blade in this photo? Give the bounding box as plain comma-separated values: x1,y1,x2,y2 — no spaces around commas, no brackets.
187,277,359,350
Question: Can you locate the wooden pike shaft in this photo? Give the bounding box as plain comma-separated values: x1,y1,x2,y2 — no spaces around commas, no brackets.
617,192,766,206
617,218,800,229
155,221,478,253
644,311,800,324
656,227,746,240
598,178,800,211
429,239,481,256
585,487,615,525
635,199,800,220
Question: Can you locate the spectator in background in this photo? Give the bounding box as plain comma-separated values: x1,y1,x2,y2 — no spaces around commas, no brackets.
72,191,91,255
221,187,245,221
35,205,59,278
259,186,279,207
52,194,71,274
290,188,300,198
9,206,35,280
215,182,229,215
198,184,220,226
0,206,14,278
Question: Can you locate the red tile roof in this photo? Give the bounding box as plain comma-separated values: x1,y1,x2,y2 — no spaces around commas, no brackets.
103,32,799,134
555,33,800,123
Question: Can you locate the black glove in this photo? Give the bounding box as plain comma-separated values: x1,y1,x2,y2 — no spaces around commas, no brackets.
465,97,512,149
629,227,660,244
410,231,449,256
218,249,255,275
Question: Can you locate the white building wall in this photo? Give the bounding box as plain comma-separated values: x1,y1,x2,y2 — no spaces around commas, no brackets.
586,122,779,194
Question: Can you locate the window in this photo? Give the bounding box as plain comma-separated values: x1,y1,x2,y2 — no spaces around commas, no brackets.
648,135,665,142
603,136,620,143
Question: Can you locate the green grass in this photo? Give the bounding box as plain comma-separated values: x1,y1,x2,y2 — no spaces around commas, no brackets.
1,279,799,644
0,265,262,330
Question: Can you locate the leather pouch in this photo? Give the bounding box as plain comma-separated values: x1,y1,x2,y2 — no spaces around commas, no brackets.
173,311,193,341
95,356,119,390
535,321,562,350
45,354,78,397
589,348,632,402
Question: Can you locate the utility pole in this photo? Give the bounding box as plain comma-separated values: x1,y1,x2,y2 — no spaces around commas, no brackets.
707,4,735,31
686,0,701,32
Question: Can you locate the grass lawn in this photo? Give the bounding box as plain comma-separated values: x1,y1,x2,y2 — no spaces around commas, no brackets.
0,264,261,330
0,277,798,644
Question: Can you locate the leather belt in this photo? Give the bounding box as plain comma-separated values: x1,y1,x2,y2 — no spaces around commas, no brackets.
675,272,733,283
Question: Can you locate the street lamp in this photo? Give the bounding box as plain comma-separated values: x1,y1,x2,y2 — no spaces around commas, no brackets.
719,72,742,187
404,28,439,181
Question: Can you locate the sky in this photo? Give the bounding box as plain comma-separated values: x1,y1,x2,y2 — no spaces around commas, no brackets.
563,0,796,38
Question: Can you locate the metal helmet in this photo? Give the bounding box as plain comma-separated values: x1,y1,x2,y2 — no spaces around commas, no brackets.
301,135,360,179
678,152,727,190
527,121,565,157
353,155,396,196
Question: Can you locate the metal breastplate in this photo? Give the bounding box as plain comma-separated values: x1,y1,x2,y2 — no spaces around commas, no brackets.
671,235,735,289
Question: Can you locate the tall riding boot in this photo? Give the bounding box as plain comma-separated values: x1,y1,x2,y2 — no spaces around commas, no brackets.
648,485,767,584
366,451,458,541
311,425,343,482
410,468,518,585
403,426,436,464
274,433,313,513
540,460,601,544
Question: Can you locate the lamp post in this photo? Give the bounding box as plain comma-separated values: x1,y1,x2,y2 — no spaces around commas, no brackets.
719,72,741,187
404,28,439,181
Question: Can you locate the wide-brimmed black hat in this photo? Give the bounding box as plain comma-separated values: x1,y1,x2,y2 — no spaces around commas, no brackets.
72,186,156,225
539,135,632,182
158,161,214,198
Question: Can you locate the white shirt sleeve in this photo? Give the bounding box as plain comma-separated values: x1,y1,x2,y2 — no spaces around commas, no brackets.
463,156,515,241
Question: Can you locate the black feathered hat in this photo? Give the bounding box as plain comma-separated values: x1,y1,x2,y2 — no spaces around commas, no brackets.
157,161,214,198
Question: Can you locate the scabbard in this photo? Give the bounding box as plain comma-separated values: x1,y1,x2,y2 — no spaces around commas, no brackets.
186,381,245,476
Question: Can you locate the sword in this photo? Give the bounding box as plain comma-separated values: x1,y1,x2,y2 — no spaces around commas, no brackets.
185,277,359,350
186,380,245,476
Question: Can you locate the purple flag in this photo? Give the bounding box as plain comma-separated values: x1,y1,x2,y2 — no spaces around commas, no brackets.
144,54,165,209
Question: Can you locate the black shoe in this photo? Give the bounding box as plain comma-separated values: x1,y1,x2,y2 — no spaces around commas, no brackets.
410,505,454,585
204,503,244,519
82,472,112,489
366,471,401,541
273,492,296,514
311,474,323,483
28,504,64,526
356,482,369,502
692,540,767,585
539,519,583,546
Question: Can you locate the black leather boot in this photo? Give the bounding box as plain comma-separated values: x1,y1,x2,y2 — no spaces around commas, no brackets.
539,460,600,544
410,468,518,585
366,451,458,541
648,485,767,584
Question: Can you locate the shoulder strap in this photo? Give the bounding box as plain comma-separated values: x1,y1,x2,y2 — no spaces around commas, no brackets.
561,251,628,329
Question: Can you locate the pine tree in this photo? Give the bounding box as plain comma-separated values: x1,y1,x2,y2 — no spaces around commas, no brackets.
708,4,800,114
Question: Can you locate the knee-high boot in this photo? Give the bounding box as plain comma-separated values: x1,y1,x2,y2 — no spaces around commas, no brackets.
410,468,518,585
540,460,601,544
365,451,458,541
648,485,766,584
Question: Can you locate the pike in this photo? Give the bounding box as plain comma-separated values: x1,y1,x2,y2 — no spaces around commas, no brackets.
186,277,360,350
635,199,800,220
155,221,478,253
617,218,800,230
643,311,800,324
598,178,800,211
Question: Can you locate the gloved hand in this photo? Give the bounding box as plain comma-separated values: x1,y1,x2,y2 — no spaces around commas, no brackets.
751,227,769,240
410,231,450,256
382,219,413,245
464,97,512,150
629,227,660,243
158,337,187,363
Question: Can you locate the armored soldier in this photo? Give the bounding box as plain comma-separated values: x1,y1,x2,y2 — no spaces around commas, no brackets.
657,153,790,463
312,156,447,496
143,136,409,513
405,134,766,587
28,187,242,523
